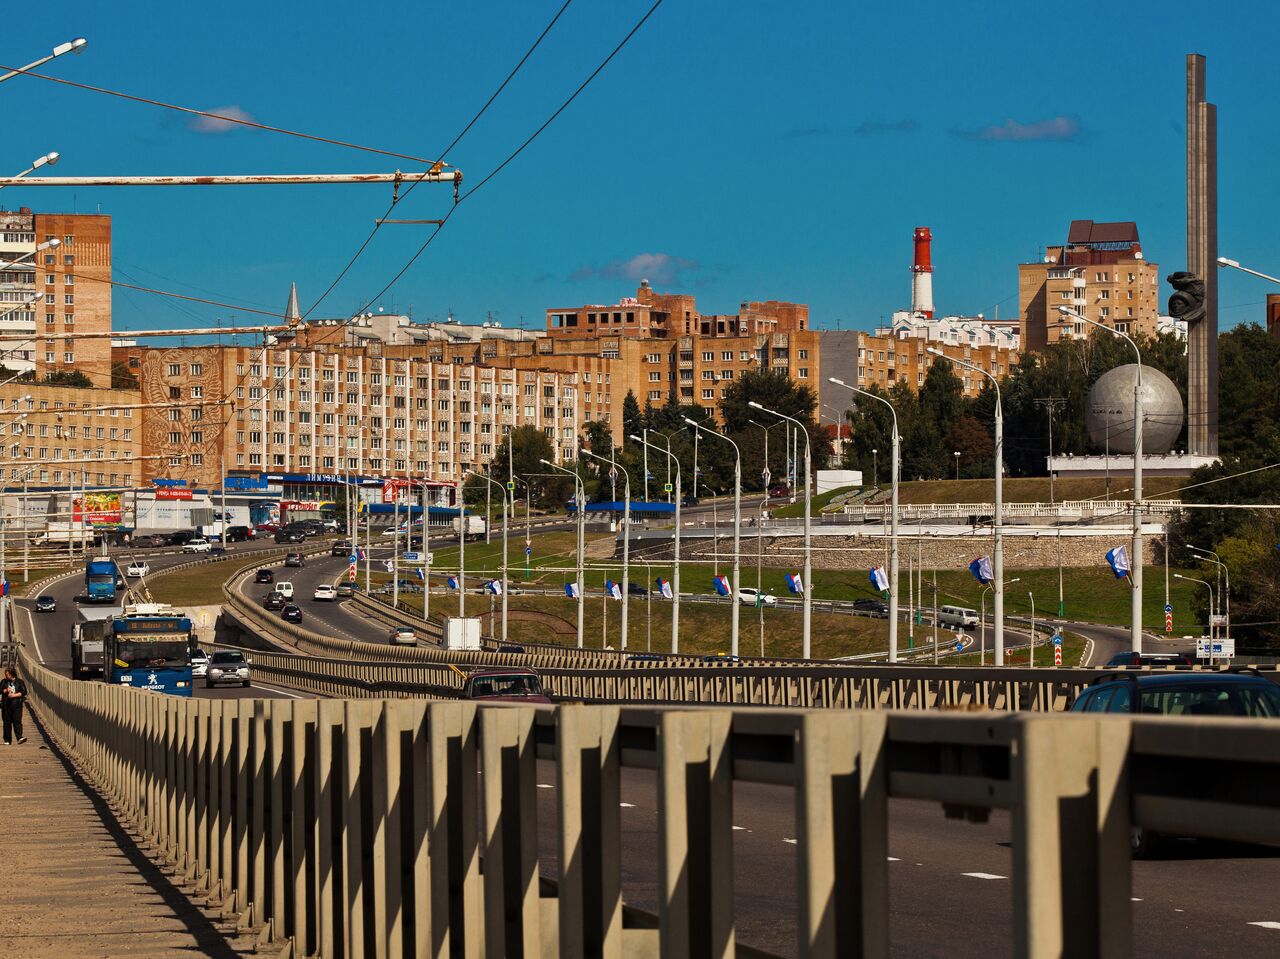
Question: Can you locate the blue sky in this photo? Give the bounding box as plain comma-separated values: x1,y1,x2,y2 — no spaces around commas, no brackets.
6,0,1280,334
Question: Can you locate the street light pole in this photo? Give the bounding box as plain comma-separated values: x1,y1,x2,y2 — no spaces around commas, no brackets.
829,379,901,662
748,401,813,659
1175,573,1215,654
1189,547,1230,643
467,469,509,643
0,37,87,86
585,450,631,650
686,418,741,658
542,459,585,648
0,152,59,193
630,435,682,653
1058,306,1144,654
927,348,1005,664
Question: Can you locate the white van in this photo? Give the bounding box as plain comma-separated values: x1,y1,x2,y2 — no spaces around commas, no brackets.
937,605,979,628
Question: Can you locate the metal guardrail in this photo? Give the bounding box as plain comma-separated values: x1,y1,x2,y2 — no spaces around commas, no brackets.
841,498,1183,522
21,646,1280,959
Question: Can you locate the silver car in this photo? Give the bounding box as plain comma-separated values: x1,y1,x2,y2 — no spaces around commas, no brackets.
206,650,251,688
190,648,209,678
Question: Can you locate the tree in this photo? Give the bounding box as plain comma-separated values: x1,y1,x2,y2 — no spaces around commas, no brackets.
945,414,995,478
622,391,644,442
490,426,566,509
111,361,139,390
720,368,832,486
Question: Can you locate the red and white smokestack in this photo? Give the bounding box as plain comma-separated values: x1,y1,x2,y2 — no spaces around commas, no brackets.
910,226,934,318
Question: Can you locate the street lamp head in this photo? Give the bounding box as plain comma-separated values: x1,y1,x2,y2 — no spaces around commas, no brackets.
33,152,59,169
53,38,88,57
828,376,846,386
538,458,552,467
1216,256,1238,269
924,346,944,358
748,401,763,410
682,417,700,428
1007,578,1021,586
1173,573,1186,581
628,434,643,444
35,238,61,251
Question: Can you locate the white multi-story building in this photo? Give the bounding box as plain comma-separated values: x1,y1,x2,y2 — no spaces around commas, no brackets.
0,210,38,374
877,310,1021,352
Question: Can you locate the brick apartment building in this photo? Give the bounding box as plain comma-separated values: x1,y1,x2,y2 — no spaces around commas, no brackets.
0,208,112,386
127,342,581,489
1019,220,1160,352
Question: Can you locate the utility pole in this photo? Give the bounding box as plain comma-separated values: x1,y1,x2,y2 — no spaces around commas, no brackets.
1033,397,1067,505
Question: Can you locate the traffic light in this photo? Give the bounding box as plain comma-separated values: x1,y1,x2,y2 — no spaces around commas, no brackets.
1167,271,1207,325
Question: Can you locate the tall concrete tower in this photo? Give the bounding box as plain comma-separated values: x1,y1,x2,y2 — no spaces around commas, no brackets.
911,227,934,318
1186,54,1219,456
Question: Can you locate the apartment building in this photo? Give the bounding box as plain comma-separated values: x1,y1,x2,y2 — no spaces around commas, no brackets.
1019,220,1160,352
0,381,144,488
133,343,581,489
0,208,112,386
852,333,1014,399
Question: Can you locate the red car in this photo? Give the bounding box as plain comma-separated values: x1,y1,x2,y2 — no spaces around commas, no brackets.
254,523,279,535
460,668,553,704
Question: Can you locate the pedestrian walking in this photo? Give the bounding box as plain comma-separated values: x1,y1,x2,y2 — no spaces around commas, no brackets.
2,667,27,745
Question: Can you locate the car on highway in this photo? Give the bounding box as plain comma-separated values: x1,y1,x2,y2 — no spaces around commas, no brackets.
281,604,304,624
625,653,665,663
206,650,251,688
34,594,56,613
768,484,791,499
389,626,417,646
274,530,305,544
254,523,279,536
497,643,527,654
628,582,648,596
1103,651,1194,668
381,526,407,538
737,587,777,607
274,581,295,600
313,583,337,602
263,592,286,611
937,605,980,628
283,552,305,568
853,598,890,617
225,525,253,542
1071,670,1280,856
190,648,209,678
182,538,212,553
125,561,150,578
167,529,197,546
331,540,353,557
461,668,553,703
254,568,275,584
701,653,743,663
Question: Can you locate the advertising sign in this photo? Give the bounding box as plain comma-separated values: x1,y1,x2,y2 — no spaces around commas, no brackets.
73,492,124,528
155,488,194,501
382,479,412,504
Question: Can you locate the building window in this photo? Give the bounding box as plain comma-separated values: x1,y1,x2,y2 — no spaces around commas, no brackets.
168,363,181,376
798,349,808,359
798,367,809,378
701,351,713,362
64,295,74,305
191,386,203,398
64,352,74,363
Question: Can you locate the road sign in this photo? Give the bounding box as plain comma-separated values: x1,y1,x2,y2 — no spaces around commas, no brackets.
1165,611,1174,633
954,640,963,652
347,563,357,582
762,468,771,485
506,481,515,492
1052,634,1063,646
525,545,532,556
1196,638,1235,658
664,483,673,493
1054,646,1063,666
1163,603,1173,614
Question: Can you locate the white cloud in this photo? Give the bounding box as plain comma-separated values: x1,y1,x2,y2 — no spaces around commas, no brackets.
954,116,1082,143
189,105,257,134
572,252,702,286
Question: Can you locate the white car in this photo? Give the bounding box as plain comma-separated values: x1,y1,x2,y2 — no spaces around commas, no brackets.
381,526,407,537
182,538,211,553
274,581,295,600
206,650,251,688
190,648,209,678
389,626,417,646
125,561,150,578
737,587,777,607
313,583,337,602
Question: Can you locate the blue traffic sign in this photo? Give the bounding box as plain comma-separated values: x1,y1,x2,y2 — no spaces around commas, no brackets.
1052,634,1063,646
954,640,963,652
525,545,532,556
1163,604,1174,614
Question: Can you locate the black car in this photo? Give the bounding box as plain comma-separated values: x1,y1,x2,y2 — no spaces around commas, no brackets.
331,540,353,557
497,643,527,654
628,582,648,596
274,530,305,544
34,594,56,613
1103,651,1194,668
255,568,275,584
284,552,305,568
281,604,303,624
263,592,286,611
853,598,890,617
224,525,252,542
167,529,197,546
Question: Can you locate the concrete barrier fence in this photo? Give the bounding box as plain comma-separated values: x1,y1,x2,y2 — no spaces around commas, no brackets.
21,646,1280,958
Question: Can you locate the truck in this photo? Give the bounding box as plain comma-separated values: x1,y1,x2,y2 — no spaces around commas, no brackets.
452,515,487,539
32,522,103,546
84,558,119,603
71,606,119,678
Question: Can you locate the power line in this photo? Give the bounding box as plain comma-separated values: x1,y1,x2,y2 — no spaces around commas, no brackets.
350,0,665,317
303,0,576,319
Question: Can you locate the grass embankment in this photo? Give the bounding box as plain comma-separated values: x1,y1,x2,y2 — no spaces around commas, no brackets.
146,555,271,607
893,475,1187,506
10,565,79,596
772,486,858,518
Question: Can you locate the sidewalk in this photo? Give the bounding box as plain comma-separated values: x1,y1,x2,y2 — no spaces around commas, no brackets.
0,710,260,958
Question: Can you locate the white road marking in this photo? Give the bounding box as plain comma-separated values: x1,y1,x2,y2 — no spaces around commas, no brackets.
251,682,308,700
537,783,553,789
1174,909,1185,913
22,606,45,664
732,826,746,831
888,857,901,862
1248,922,1280,930
620,802,636,808
782,838,797,845
962,872,1007,881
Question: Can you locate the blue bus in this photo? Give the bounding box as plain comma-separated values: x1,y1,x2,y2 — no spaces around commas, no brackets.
103,603,196,696
84,558,118,603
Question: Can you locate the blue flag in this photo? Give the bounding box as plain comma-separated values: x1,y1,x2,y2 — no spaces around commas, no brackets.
565,582,580,599
785,572,804,595
712,574,731,596
869,566,889,592
1106,545,1131,580
969,556,994,585
446,575,459,590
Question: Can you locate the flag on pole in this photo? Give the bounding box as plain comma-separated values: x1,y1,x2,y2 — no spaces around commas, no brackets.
968,555,994,585
1105,545,1131,581
656,577,673,599
414,567,425,581
869,566,890,592
785,572,804,595
486,579,502,596
712,574,731,597
384,559,395,573
565,582,580,599
606,580,622,601
354,546,366,561
446,575,459,590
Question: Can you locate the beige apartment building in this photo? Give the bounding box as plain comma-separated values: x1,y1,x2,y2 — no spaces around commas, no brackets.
131,343,581,489
852,334,1015,399
1019,220,1160,352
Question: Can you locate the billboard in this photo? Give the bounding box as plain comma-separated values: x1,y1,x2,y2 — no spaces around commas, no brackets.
382,479,412,504
154,488,193,501
73,492,124,528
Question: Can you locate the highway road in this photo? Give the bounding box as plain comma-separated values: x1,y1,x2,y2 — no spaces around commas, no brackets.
15,546,313,701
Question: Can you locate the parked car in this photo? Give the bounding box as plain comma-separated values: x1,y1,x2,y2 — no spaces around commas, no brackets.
335,582,357,598
190,648,209,678
331,540,353,558
263,592,286,611
206,650,251,688
255,523,280,536
389,626,417,646
34,594,56,613
274,581,295,600
381,526,407,538
125,561,150,578
281,604,304,624
853,598,890,617
129,534,166,548
182,538,212,553
461,667,553,703
1104,651,1194,668
313,583,337,602
284,552,305,568
225,525,252,542
1072,670,1280,856
254,568,275,584
274,530,305,544
736,587,777,607
168,529,197,546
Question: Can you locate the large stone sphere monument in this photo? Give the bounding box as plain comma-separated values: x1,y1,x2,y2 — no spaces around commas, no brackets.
1085,364,1184,454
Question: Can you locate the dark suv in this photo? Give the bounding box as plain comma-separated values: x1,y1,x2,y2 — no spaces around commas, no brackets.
853,598,889,617
1104,651,1194,667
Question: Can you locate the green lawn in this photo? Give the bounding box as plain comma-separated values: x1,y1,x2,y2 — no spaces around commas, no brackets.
146,555,271,607
893,476,1188,506
773,486,858,518
10,565,79,596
